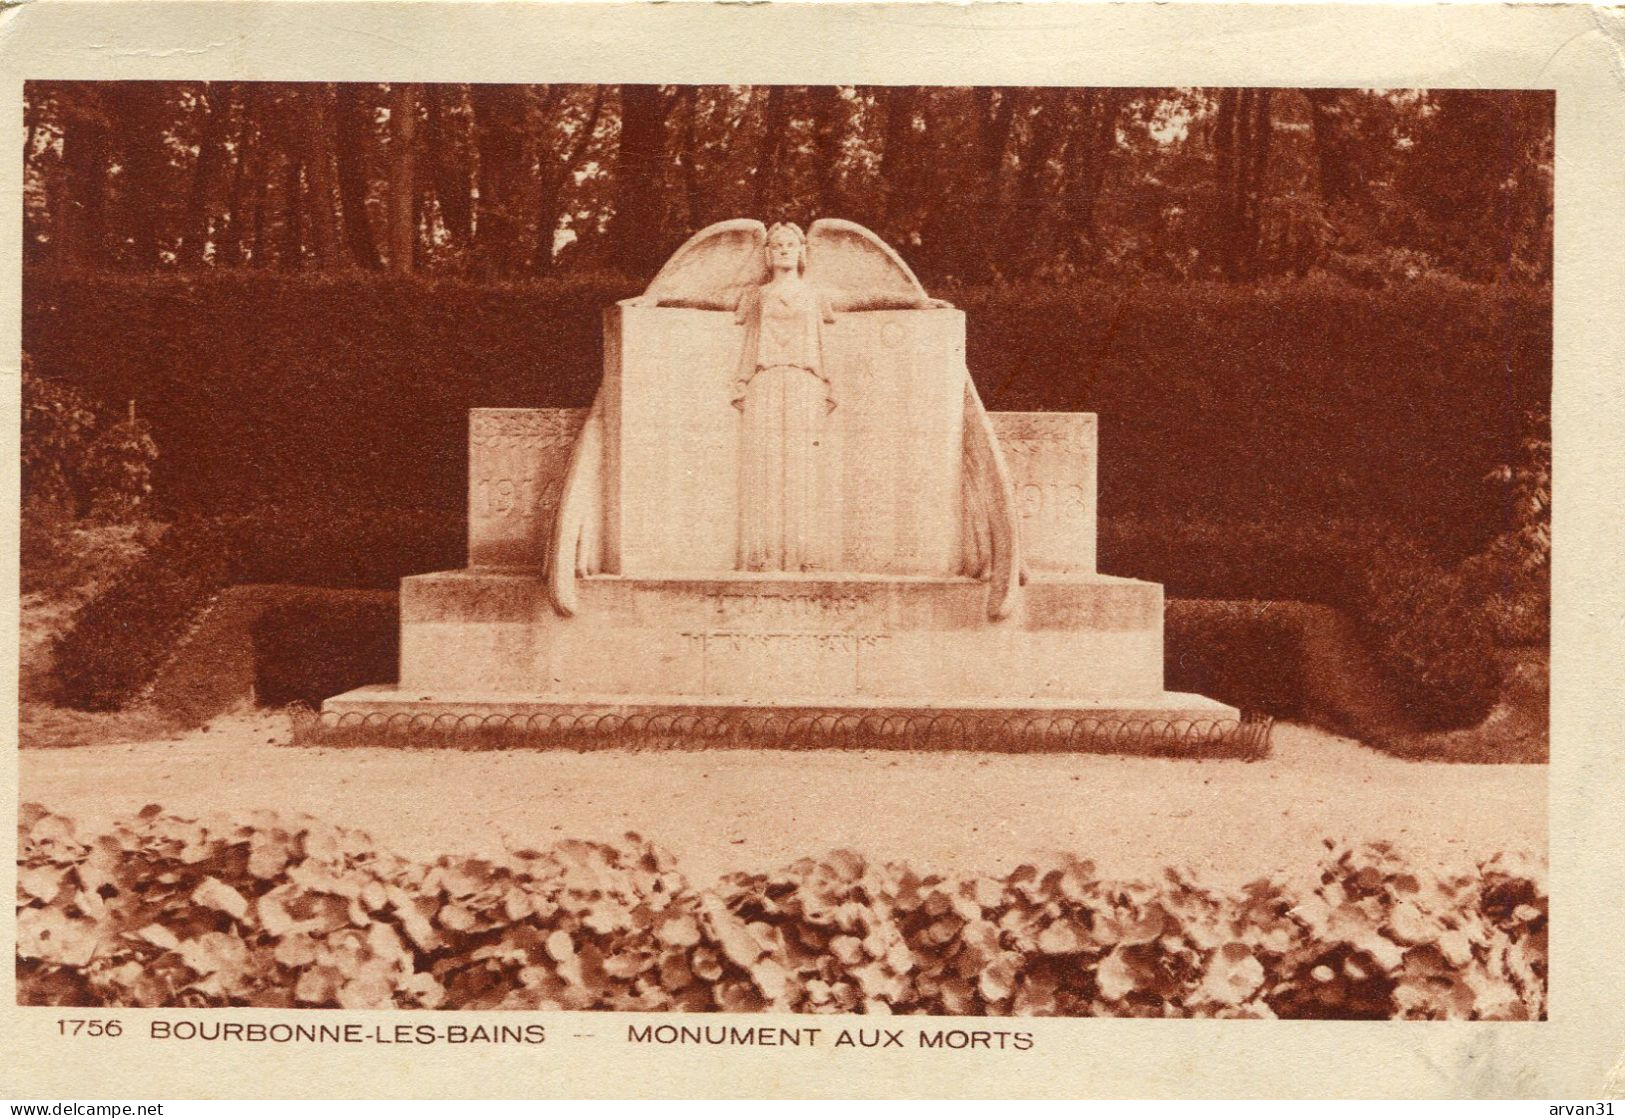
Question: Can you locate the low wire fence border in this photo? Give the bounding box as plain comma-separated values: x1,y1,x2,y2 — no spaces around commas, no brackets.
293,707,1273,759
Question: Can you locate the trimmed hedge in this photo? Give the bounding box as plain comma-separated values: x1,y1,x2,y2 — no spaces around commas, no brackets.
24,271,1548,557
1105,517,1504,730
252,591,399,707
53,500,1501,732
1166,600,1311,723
18,805,1546,1019
52,502,460,711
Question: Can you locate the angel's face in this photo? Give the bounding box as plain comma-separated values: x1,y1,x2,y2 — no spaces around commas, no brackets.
767,230,803,272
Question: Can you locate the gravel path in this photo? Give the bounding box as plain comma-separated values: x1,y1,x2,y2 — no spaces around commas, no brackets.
19,712,1546,886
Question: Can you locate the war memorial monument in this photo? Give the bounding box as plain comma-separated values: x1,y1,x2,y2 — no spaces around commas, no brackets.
323,218,1251,752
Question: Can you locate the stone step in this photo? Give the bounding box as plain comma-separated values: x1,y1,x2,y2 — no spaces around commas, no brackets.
318,686,1256,758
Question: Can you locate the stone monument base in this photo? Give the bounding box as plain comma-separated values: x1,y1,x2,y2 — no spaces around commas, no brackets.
320,568,1260,757
316,688,1261,757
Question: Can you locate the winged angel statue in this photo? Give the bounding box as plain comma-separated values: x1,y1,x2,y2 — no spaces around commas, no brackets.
547,218,1022,619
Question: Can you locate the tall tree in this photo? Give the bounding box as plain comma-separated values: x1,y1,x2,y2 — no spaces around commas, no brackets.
214,86,256,268
531,88,604,275
673,86,704,229
611,84,666,276
1210,87,1273,280
1302,89,1361,206
386,83,418,273
300,84,344,270
806,86,846,216
112,84,175,270
751,86,789,216
470,84,528,280
52,83,113,270
876,86,921,236
1010,88,1064,263
179,83,231,269
1057,88,1125,265
423,85,473,256
333,85,383,270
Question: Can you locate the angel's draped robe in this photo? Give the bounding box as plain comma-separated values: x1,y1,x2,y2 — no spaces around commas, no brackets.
731,279,839,572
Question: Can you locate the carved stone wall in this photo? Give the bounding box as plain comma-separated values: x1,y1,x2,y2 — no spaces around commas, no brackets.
467,409,586,568
602,305,967,577
990,412,1098,574
469,402,1099,576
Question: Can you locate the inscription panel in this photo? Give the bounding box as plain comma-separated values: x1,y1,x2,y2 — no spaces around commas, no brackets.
991,411,1097,574
711,587,870,628
683,630,891,696
468,408,586,568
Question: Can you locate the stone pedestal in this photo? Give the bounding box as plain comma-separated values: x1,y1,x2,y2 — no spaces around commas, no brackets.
378,568,1163,702
328,404,1242,747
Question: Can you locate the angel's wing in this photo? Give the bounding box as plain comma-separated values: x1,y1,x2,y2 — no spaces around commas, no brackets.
960,374,1022,620
633,219,767,310
805,218,935,308
547,389,606,616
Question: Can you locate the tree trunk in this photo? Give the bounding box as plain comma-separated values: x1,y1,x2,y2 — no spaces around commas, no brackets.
470,83,527,281
387,83,418,273
611,84,666,276
281,146,305,269
675,86,704,229
807,86,845,216
179,83,231,269
1063,89,1123,259
953,88,1016,279
333,84,383,270
1303,89,1358,205
878,86,920,234
53,84,111,270
751,86,788,216
532,88,604,275
215,89,253,269
1012,88,1063,260
248,132,271,268
113,83,172,270
1210,88,1272,280
423,85,473,256
301,85,344,270
1245,89,1274,279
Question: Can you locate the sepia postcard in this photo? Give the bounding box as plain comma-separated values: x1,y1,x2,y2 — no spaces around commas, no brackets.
3,0,1623,1101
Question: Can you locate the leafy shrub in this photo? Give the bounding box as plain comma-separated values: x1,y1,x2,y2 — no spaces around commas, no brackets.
24,271,1547,555
1358,536,1505,728
81,415,159,519
252,591,399,707
22,352,157,518
1466,413,1550,646
22,355,100,512
17,805,1547,1019
52,502,459,711
1107,517,1505,730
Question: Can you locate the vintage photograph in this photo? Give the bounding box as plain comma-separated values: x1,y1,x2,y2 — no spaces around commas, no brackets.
16,80,1550,1022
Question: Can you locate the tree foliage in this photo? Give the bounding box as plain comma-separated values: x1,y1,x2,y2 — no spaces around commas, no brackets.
23,83,1552,287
